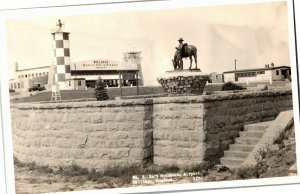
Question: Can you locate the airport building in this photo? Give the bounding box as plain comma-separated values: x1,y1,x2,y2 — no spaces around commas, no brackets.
9,54,143,92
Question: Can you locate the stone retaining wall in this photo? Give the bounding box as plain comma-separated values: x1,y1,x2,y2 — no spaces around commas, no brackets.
152,90,293,167
11,99,153,169
11,90,293,169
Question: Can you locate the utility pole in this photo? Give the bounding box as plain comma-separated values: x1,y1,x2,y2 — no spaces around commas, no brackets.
234,59,237,71
234,59,237,82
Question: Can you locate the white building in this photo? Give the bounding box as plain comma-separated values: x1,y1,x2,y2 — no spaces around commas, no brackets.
223,64,291,83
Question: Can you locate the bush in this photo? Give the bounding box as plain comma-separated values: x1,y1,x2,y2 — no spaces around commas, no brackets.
221,82,245,91
94,77,109,101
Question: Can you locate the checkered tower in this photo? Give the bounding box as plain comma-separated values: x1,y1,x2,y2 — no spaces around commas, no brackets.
51,19,71,90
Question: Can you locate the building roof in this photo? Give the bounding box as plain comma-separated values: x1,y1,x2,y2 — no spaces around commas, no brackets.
223,66,290,74
16,65,50,72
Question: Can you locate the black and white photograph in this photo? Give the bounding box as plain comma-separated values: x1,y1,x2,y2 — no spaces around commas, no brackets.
0,0,300,194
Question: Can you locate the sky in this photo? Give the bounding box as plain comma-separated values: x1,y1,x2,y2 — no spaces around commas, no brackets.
5,1,290,86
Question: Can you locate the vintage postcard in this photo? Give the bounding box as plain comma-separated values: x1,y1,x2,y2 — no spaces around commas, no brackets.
0,0,300,194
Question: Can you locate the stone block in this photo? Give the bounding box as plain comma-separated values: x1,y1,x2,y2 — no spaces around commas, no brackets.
118,122,134,131
176,119,195,130
153,119,174,130
182,110,203,119
102,113,117,121
106,139,119,148
118,139,136,147
104,122,118,131
87,138,107,148
129,131,143,139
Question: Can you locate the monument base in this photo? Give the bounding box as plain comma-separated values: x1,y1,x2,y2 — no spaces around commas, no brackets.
157,69,210,96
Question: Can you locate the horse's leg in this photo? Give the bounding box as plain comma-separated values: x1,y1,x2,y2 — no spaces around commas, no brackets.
194,53,197,70
189,56,193,69
194,48,198,70
180,60,183,69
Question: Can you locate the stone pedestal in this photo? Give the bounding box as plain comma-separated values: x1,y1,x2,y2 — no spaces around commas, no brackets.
157,70,210,96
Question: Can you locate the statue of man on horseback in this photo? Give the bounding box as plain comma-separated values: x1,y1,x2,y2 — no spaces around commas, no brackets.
172,38,198,70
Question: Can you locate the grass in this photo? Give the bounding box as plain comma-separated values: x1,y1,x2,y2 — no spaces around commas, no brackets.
11,86,164,103
13,158,212,186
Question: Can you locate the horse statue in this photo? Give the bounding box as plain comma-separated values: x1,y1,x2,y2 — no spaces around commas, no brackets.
172,44,198,70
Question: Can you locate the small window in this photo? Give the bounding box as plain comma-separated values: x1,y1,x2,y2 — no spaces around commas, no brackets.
276,70,279,75
47,72,49,75
25,74,27,78
18,75,21,78
28,74,31,78
43,72,45,75
39,73,42,76
18,83,20,88
21,75,24,78
36,73,38,76
78,80,81,86
69,81,71,86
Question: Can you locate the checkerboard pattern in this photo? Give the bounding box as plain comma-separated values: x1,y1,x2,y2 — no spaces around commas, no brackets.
52,31,71,89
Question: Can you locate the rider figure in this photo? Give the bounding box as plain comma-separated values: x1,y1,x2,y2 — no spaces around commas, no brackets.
176,38,184,57
176,38,184,69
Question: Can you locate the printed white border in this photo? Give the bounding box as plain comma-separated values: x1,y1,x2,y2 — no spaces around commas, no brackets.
1,0,300,194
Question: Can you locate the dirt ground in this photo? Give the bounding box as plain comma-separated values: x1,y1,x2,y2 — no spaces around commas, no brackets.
14,166,111,194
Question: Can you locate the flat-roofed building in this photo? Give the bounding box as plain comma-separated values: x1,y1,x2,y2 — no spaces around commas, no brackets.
223,64,291,83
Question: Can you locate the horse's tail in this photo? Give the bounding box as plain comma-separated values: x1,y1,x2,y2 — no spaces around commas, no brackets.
193,46,197,64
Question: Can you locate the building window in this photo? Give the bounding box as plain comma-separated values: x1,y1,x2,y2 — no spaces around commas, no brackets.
18,83,20,88
14,83,16,89
47,72,49,75
25,74,27,78
43,72,45,75
39,73,42,76
36,73,38,76
257,71,265,74
78,80,81,86
69,81,71,86
276,70,279,75
21,75,24,78
32,74,34,77
18,75,21,78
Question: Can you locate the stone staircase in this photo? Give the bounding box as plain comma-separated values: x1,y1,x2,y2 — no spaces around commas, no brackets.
220,121,271,168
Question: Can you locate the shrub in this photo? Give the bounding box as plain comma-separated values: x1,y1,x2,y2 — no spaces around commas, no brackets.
94,77,109,101
221,82,245,91
235,166,259,179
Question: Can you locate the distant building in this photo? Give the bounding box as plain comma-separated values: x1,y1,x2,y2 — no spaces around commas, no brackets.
223,64,291,83
9,64,49,91
210,72,224,83
9,54,143,92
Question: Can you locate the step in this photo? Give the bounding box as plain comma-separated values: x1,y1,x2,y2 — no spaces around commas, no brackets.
239,131,265,138
224,150,250,159
220,157,244,168
244,121,271,132
244,125,268,132
235,137,260,145
229,144,255,152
